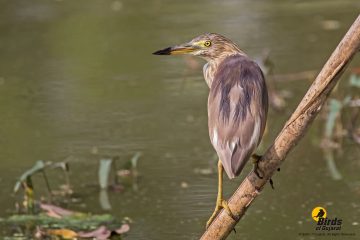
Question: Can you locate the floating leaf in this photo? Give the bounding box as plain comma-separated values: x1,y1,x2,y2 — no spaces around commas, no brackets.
5,213,115,229
130,152,142,169
325,99,342,138
78,225,109,239
51,161,70,172
14,161,46,193
35,224,129,240
40,203,75,218
115,223,130,234
24,180,35,213
78,224,130,239
349,73,360,88
98,159,113,189
47,228,77,239
342,95,352,105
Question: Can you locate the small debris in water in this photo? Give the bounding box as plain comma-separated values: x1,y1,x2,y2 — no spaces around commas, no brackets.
186,115,195,122
180,181,189,188
325,201,333,206
321,20,340,30
111,0,123,12
117,169,132,177
91,146,99,154
193,167,213,175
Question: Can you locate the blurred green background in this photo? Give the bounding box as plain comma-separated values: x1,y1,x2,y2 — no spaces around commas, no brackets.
0,0,359,239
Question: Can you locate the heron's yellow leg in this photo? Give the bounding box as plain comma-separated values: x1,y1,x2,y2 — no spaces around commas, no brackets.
206,160,235,229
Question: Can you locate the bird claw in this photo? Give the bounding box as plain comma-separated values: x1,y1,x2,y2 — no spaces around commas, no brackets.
269,178,275,189
251,154,264,179
206,199,237,229
252,154,277,189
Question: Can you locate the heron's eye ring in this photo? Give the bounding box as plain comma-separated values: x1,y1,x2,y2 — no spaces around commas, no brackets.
204,41,211,47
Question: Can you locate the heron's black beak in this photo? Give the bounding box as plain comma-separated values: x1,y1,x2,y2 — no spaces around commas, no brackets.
153,44,196,55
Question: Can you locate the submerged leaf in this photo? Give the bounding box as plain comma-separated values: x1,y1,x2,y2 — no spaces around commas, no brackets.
323,150,342,180
99,189,112,210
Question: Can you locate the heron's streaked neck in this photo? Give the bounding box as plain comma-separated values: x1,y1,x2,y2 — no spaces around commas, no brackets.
203,51,246,88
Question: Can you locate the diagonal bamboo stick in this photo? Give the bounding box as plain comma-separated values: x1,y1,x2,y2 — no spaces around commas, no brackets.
200,14,360,240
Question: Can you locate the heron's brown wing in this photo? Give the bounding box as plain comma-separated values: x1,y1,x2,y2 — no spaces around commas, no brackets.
208,55,268,179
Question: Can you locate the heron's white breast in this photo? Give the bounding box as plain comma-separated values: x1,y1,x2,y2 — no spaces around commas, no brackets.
203,62,215,88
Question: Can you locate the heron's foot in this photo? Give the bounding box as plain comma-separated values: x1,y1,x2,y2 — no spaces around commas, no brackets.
251,154,264,179
206,199,236,229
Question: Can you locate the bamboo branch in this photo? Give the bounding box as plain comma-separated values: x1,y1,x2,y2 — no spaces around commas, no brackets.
200,15,360,240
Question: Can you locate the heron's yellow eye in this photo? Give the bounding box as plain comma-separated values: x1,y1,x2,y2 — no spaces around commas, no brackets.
204,41,211,47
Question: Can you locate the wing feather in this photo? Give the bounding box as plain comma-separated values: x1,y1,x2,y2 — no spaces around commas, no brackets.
208,55,268,179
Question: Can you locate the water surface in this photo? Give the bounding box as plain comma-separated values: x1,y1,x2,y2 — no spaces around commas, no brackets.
0,1,359,239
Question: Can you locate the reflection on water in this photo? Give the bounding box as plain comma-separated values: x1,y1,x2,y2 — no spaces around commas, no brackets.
0,0,359,239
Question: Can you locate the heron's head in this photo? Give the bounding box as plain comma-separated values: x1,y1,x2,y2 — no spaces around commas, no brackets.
153,33,243,61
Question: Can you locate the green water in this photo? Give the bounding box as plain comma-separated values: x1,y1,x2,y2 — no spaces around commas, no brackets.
0,1,359,239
